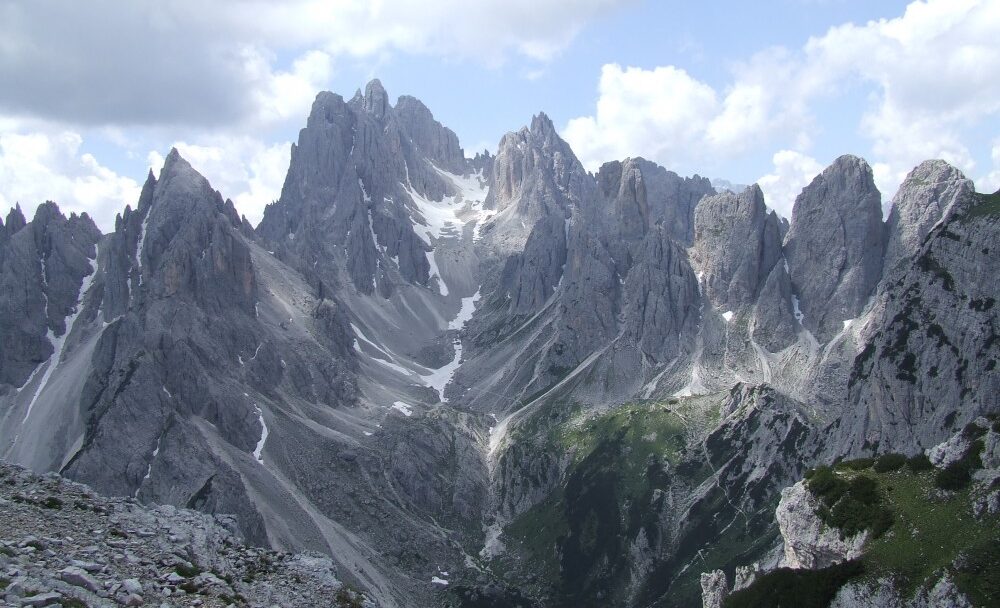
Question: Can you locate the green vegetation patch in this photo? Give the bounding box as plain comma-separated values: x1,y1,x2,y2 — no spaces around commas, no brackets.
499,397,722,604
863,467,999,602
965,190,1000,219
723,561,864,608
933,434,985,491
502,490,569,584
806,466,893,539
873,453,907,473
559,401,689,465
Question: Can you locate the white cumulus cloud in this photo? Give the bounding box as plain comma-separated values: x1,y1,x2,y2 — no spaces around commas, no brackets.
564,0,1000,203
0,129,140,229
757,151,824,218
149,138,291,226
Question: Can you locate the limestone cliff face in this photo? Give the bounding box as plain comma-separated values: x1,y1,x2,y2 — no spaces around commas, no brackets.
0,203,100,389
692,184,782,312
884,160,974,272
1,80,997,608
784,155,886,342
258,79,471,297
835,187,999,455
775,481,867,569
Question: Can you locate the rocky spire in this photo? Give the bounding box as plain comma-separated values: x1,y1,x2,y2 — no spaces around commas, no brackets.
5,204,27,234
783,155,885,342
884,159,973,271
393,95,465,173
693,184,782,310
362,78,390,120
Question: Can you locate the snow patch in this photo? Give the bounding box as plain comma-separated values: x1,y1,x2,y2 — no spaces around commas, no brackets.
425,249,449,296
449,289,481,330
136,209,150,285
791,295,805,324
135,435,163,498
422,290,482,401
722,310,734,323
253,404,268,464
430,577,449,586
391,401,413,417
21,257,97,426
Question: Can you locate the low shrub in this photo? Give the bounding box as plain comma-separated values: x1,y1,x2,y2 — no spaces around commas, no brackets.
933,438,986,491
806,466,847,504
874,453,907,473
906,453,933,472
835,458,875,471
41,496,63,510
723,560,865,608
935,462,972,491
808,468,892,539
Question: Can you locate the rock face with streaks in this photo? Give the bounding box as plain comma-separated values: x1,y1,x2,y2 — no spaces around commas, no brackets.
784,155,886,342
833,182,1000,455
884,159,974,271
775,481,867,569
692,184,783,311
0,203,100,389
1,80,997,608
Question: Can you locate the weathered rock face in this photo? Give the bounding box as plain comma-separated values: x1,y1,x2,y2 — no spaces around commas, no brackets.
775,481,867,569
692,184,782,311
2,80,997,608
597,157,713,245
394,95,466,174
784,155,886,342
884,160,974,272
836,189,999,455
0,203,100,389
700,570,729,608
258,79,475,297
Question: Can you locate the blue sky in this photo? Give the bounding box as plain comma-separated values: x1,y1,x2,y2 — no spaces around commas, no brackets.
1,0,997,230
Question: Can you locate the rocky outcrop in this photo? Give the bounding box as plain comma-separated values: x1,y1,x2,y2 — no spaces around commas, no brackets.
692,184,782,311
0,203,100,389
258,80,472,296
775,481,867,569
0,461,368,607
394,95,466,174
700,570,728,608
596,157,713,245
884,160,974,272
784,155,886,342
837,187,999,454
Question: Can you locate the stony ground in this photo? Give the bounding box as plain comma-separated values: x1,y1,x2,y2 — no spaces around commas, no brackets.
0,462,369,608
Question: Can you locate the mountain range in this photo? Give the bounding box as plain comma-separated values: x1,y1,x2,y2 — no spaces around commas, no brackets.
0,79,997,607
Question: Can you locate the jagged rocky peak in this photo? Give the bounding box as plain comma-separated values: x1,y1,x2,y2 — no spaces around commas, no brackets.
884,159,974,270
5,203,27,234
362,77,390,119
597,158,650,239
693,183,782,310
394,94,466,174
488,111,587,216
121,148,256,314
595,157,714,245
783,154,885,342
0,200,101,389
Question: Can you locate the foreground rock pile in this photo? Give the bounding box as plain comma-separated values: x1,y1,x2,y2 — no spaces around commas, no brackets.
0,462,368,608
